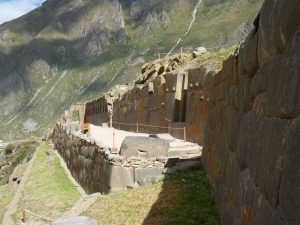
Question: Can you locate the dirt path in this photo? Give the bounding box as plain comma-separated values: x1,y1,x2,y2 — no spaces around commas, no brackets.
167,0,202,56
2,147,39,225
57,193,101,221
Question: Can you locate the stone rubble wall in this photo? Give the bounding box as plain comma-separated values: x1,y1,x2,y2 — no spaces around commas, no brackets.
202,1,300,224
52,123,201,194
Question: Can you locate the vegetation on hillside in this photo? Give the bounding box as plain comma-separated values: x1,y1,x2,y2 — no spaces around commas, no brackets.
0,141,37,185
0,0,263,141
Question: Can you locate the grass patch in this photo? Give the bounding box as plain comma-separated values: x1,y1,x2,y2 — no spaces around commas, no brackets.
82,169,220,225
13,142,80,222
0,162,29,223
0,184,13,223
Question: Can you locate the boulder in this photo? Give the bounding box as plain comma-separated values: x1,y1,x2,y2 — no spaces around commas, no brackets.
120,136,169,158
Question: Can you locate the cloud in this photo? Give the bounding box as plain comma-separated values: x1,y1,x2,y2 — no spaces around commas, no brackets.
0,0,45,24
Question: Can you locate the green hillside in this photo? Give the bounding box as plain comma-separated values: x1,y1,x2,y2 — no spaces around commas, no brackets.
0,0,263,141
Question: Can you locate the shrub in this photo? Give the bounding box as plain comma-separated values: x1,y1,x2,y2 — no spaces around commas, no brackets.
4,144,15,155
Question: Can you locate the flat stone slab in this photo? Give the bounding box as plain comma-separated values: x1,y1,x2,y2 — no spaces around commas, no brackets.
120,136,170,158
55,216,96,225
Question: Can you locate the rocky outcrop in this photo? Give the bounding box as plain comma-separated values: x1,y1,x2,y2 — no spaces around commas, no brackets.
135,53,192,84
202,1,300,224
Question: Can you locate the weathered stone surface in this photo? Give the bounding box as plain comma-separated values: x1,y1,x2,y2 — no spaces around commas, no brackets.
266,32,300,119
279,117,300,225
134,167,164,184
108,166,134,192
203,1,300,224
120,136,169,158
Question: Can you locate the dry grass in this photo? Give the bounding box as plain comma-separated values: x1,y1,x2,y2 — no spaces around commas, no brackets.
83,170,220,225
13,142,80,222
0,184,13,222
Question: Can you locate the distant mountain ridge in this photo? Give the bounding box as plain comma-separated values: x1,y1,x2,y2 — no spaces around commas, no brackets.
0,0,263,141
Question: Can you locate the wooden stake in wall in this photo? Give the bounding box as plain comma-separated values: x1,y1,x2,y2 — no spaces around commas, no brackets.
183,126,187,142
136,122,139,133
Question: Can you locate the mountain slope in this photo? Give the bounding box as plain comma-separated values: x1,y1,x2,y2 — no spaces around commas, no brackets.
0,0,263,140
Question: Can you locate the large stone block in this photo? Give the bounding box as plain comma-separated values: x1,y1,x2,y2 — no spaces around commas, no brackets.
236,112,256,170
279,116,300,225
276,0,300,49
120,136,169,158
221,152,241,225
257,0,282,66
237,76,252,112
108,166,134,192
244,30,259,77
250,116,290,208
134,167,164,184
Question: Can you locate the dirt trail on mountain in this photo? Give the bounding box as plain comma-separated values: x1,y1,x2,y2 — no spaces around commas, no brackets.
2,148,39,225
167,0,202,56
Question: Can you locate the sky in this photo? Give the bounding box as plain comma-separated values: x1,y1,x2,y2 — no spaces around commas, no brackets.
0,0,45,24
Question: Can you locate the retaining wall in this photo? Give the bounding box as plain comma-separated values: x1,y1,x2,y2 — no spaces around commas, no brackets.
202,1,300,224
52,123,201,194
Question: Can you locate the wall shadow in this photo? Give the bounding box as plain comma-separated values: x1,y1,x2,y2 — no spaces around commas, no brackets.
142,165,220,225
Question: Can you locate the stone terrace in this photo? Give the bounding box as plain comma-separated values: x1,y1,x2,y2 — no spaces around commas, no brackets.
53,121,202,194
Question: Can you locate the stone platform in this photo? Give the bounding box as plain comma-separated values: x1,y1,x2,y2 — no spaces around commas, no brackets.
53,122,202,194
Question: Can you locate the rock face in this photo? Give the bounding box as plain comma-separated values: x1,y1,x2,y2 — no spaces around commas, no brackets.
202,1,300,224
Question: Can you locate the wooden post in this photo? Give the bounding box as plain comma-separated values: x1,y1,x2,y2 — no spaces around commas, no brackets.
136,122,139,133
183,126,187,142
181,47,183,55
22,209,26,223
158,52,161,59
113,132,115,148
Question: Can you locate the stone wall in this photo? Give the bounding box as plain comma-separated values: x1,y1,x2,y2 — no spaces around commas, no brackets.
52,122,201,194
85,96,111,126
112,67,208,144
84,85,128,126
202,1,300,224
53,123,134,194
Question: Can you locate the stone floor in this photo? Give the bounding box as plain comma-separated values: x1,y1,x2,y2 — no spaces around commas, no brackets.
88,124,201,157
89,124,148,149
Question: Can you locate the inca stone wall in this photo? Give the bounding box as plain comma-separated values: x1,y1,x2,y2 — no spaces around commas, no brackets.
202,1,300,224
84,85,128,126
113,67,208,144
53,123,134,194
85,96,111,126
52,122,201,194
